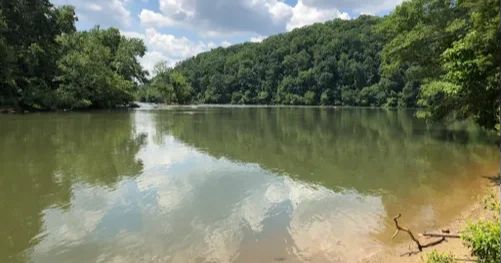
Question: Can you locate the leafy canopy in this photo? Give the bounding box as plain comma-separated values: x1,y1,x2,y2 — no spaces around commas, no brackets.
55,27,146,109
0,1,146,110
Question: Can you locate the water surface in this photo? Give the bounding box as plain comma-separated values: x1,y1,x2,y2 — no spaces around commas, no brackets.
0,106,498,262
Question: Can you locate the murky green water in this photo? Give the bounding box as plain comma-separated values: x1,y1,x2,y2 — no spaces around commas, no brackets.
0,106,498,263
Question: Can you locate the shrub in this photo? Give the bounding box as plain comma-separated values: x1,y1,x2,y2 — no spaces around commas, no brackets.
461,220,500,263
423,250,456,263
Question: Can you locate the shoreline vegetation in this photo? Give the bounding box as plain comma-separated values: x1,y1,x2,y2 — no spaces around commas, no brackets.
0,0,499,130
140,0,500,131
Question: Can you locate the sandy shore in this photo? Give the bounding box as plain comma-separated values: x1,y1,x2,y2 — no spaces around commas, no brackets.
364,180,499,263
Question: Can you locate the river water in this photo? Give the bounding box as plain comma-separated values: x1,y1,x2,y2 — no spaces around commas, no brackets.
0,106,498,262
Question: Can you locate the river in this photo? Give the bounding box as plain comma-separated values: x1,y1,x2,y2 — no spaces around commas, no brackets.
0,106,498,262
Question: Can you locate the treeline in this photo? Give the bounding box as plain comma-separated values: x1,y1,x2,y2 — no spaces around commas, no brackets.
0,0,146,110
143,0,499,129
1,0,499,129
175,16,385,106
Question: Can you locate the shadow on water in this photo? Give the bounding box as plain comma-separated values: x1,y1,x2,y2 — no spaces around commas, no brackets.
0,113,144,263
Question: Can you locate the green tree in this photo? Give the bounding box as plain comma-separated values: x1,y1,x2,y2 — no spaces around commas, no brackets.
55,27,146,109
142,62,192,104
174,16,384,106
379,0,499,128
419,0,500,129
0,0,77,109
170,71,192,104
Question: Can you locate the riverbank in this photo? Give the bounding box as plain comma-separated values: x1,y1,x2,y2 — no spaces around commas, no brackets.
0,107,18,113
365,177,500,263
0,102,140,114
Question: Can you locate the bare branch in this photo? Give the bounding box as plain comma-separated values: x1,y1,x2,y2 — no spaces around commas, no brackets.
421,233,460,239
392,214,423,251
392,214,453,254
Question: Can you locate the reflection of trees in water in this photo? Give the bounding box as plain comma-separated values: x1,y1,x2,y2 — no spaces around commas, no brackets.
155,107,498,244
156,107,497,194
0,113,144,262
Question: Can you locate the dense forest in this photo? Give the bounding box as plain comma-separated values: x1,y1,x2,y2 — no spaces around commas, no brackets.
173,16,385,107
0,0,499,129
142,0,500,129
0,0,146,111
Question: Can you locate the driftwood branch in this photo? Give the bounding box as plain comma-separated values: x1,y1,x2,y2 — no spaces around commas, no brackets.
421,232,460,239
392,214,454,254
392,213,423,251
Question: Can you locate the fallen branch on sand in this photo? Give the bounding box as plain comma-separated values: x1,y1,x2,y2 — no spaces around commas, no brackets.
392,214,460,254
392,214,424,251
421,232,460,239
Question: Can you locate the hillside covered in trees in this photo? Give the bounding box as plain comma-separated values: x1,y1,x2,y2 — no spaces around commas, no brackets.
176,16,384,107
143,0,500,129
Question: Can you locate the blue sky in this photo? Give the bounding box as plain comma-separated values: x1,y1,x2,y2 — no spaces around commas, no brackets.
52,0,404,74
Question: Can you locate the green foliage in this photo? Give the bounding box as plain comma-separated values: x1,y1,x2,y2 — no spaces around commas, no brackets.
0,1,145,110
423,250,456,263
1,0,499,122
432,0,500,129
417,81,461,120
136,85,164,103
0,0,77,108
55,27,146,109
169,0,499,129
482,191,500,216
173,16,386,106
381,0,500,129
461,220,501,263
138,62,192,104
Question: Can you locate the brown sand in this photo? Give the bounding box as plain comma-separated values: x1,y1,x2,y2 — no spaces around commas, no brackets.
364,182,500,263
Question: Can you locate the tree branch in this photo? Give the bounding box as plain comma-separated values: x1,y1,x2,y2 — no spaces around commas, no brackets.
392,214,452,254
392,213,423,251
421,232,460,239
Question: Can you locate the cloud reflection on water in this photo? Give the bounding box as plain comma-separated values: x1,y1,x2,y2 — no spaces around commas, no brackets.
30,112,386,263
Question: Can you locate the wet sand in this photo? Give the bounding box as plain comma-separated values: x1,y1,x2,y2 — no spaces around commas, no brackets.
364,177,499,263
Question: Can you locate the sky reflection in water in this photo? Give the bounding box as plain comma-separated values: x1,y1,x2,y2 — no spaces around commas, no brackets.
0,107,497,263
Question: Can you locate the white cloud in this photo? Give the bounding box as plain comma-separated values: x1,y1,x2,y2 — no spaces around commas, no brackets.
303,0,404,15
119,29,232,75
121,30,145,40
267,0,293,23
287,0,350,31
140,0,294,35
130,28,231,74
87,3,102,12
145,28,210,61
139,51,169,75
221,41,232,47
140,0,358,36
250,35,266,43
54,0,131,27
139,9,177,28
158,0,195,20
